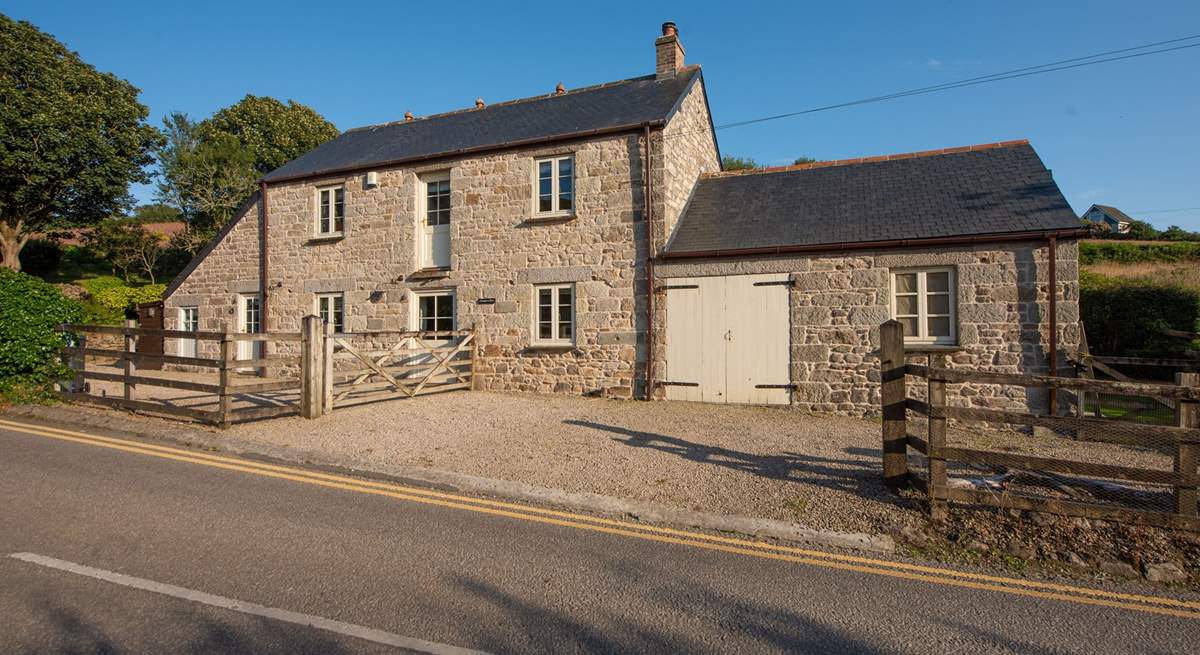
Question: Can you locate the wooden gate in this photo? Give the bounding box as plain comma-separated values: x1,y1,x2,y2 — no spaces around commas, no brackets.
324,329,475,409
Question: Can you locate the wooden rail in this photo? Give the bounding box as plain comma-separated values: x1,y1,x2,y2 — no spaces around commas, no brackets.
879,319,1200,532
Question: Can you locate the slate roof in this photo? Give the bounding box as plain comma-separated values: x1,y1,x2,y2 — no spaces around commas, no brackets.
1089,204,1135,224
263,68,702,183
665,141,1083,255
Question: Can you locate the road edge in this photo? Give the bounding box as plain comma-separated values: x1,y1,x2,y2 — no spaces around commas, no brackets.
2,404,895,554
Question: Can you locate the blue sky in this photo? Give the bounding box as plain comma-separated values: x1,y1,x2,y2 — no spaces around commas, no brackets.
8,1,1200,229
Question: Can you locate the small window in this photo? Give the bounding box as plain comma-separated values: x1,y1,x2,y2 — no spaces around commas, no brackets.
179,306,199,358
316,293,345,333
425,178,451,226
891,268,955,344
533,283,575,345
534,155,574,216
316,186,345,236
416,292,456,332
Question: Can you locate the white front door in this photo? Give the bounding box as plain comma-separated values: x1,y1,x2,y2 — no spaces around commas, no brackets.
236,293,263,368
664,274,790,405
421,175,451,269
178,306,198,358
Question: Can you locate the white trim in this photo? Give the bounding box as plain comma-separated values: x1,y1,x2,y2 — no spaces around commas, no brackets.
419,171,452,269
314,184,345,237
314,292,346,334
531,155,575,218
178,306,199,358
409,289,457,332
531,283,576,346
890,267,957,345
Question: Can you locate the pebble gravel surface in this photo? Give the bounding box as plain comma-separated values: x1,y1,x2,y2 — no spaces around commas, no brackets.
233,391,919,534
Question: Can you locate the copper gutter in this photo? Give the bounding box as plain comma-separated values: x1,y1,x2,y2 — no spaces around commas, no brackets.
660,228,1089,260
643,124,656,401
259,181,270,374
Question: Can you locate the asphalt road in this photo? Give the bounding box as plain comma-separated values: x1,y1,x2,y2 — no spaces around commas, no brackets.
0,418,1196,654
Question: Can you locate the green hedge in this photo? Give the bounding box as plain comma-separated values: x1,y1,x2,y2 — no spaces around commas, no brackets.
1080,271,1200,356
0,269,82,392
1080,241,1200,265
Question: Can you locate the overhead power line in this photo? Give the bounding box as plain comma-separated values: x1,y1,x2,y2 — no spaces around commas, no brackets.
668,34,1200,138
1135,207,1200,214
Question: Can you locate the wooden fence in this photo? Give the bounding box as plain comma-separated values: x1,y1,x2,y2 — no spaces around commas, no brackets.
879,320,1200,532
57,316,475,426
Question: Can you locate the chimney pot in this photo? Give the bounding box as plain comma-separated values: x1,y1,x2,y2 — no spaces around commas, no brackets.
655,21,685,79
555,82,566,95
475,97,485,109
404,111,414,121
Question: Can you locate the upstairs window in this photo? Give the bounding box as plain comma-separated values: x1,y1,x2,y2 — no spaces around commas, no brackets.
421,173,451,269
316,293,345,333
891,268,955,345
534,155,574,216
533,283,575,345
316,186,345,236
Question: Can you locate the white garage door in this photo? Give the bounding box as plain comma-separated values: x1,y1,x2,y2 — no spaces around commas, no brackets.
663,273,791,405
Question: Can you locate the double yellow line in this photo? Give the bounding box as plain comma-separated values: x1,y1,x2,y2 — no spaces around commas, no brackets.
2,416,1198,620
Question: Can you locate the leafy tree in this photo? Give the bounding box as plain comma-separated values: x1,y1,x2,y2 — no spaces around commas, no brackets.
129,203,181,223
0,15,161,271
1161,225,1200,242
793,156,818,165
155,97,338,240
721,156,759,171
199,95,339,175
17,238,63,278
84,220,166,283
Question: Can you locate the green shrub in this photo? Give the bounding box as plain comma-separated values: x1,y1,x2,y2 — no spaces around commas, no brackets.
0,269,82,395
18,239,64,278
93,283,166,312
1080,241,1200,265
1080,270,1200,356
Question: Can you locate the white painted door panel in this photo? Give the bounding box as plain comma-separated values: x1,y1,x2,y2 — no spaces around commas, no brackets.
664,273,790,405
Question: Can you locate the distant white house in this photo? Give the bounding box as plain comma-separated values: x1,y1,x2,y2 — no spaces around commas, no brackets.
1081,204,1134,234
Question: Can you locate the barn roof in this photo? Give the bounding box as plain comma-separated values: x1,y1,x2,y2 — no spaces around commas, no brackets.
664,141,1084,256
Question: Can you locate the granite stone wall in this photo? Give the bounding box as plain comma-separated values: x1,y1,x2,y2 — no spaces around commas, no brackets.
655,240,1081,415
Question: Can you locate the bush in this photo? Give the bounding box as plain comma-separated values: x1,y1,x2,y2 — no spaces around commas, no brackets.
18,238,64,278
1080,270,1200,356
1080,241,1200,265
92,283,166,313
0,269,82,396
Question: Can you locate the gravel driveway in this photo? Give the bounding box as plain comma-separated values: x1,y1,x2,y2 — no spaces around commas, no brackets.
232,391,917,534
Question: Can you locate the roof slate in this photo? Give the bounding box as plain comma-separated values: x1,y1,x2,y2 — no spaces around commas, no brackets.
665,142,1082,254
1091,204,1136,224
263,68,700,183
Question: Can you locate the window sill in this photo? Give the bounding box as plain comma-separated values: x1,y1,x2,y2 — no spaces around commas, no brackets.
525,212,577,224
306,234,345,244
903,343,963,353
525,343,577,353
407,267,451,280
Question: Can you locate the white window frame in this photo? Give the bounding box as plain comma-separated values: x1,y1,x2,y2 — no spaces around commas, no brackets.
532,154,575,217
178,306,199,358
890,267,956,345
411,290,457,333
314,292,346,334
419,172,452,269
532,283,576,346
314,185,345,237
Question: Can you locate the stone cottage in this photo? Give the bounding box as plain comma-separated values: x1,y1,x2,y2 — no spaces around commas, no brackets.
163,21,1086,414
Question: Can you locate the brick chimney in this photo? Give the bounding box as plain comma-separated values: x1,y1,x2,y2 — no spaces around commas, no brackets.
655,21,685,78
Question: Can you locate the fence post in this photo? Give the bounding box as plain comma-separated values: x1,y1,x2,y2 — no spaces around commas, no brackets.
123,318,137,401
300,316,321,419
1176,372,1199,516
72,332,87,393
880,320,908,488
218,323,233,428
928,353,949,520
322,322,334,414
